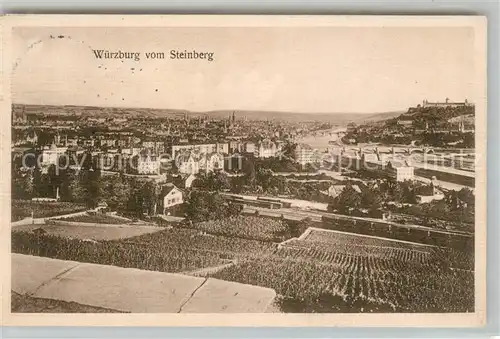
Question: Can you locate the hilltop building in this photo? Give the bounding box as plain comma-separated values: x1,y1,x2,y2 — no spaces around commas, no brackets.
422,98,474,108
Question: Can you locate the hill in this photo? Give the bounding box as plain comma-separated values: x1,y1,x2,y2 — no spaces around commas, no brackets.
389,104,475,128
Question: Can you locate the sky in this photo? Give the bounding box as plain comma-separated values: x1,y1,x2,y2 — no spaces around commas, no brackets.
11,26,475,113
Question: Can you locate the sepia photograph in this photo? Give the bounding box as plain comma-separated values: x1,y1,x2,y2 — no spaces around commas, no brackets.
0,15,487,327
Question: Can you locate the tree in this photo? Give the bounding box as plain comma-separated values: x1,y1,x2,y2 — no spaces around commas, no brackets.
444,190,461,210
12,168,34,199
101,174,132,211
329,183,362,214
400,180,417,204
184,190,239,222
184,190,213,222
244,159,257,188
269,176,288,195
126,181,145,217
213,171,230,191
193,171,230,192
457,188,475,207
280,142,297,160
141,181,159,216
79,169,102,208
360,187,382,211
36,130,53,147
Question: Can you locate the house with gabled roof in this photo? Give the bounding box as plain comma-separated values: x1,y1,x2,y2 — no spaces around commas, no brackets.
159,183,184,215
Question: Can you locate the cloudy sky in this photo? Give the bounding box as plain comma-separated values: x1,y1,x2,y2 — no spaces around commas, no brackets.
12,26,475,113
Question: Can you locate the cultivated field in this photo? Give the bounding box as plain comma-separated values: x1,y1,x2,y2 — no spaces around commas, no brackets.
12,224,163,241
184,216,289,242
11,216,474,313
12,226,276,274
211,228,474,313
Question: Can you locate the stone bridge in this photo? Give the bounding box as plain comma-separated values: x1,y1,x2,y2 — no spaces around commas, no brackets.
327,144,436,155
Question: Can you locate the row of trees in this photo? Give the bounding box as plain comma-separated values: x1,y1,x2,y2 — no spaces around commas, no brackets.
12,164,160,218
404,187,475,226
190,169,333,203
327,180,437,216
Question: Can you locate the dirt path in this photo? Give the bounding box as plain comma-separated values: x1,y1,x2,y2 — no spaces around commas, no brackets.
182,261,237,277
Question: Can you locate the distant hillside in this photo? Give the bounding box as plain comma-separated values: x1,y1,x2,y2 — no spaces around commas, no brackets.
200,109,404,123
12,103,404,124
354,111,404,124
12,104,189,118
389,104,475,127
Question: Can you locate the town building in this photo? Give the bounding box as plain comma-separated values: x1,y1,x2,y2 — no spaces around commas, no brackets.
66,137,79,147
201,152,225,173
142,141,165,153
83,139,96,147
117,138,130,148
25,130,38,145
294,143,314,165
397,119,413,126
177,151,225,175
41,143,68,166
171,143,228,159
254,139,279,158
244,142,256,154
160,184,184,215
386,160,414,182
229,140,245,154
100,138,117,148
130,154,161,175
346,122,357,134
177,152,200,175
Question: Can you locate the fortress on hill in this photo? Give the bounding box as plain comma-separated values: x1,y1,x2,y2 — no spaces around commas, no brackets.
421,98,474,108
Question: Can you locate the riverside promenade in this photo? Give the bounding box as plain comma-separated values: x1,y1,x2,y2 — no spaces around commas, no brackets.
11,254,276,313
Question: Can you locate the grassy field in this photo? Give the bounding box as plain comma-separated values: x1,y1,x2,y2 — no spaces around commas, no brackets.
58,213,129,225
